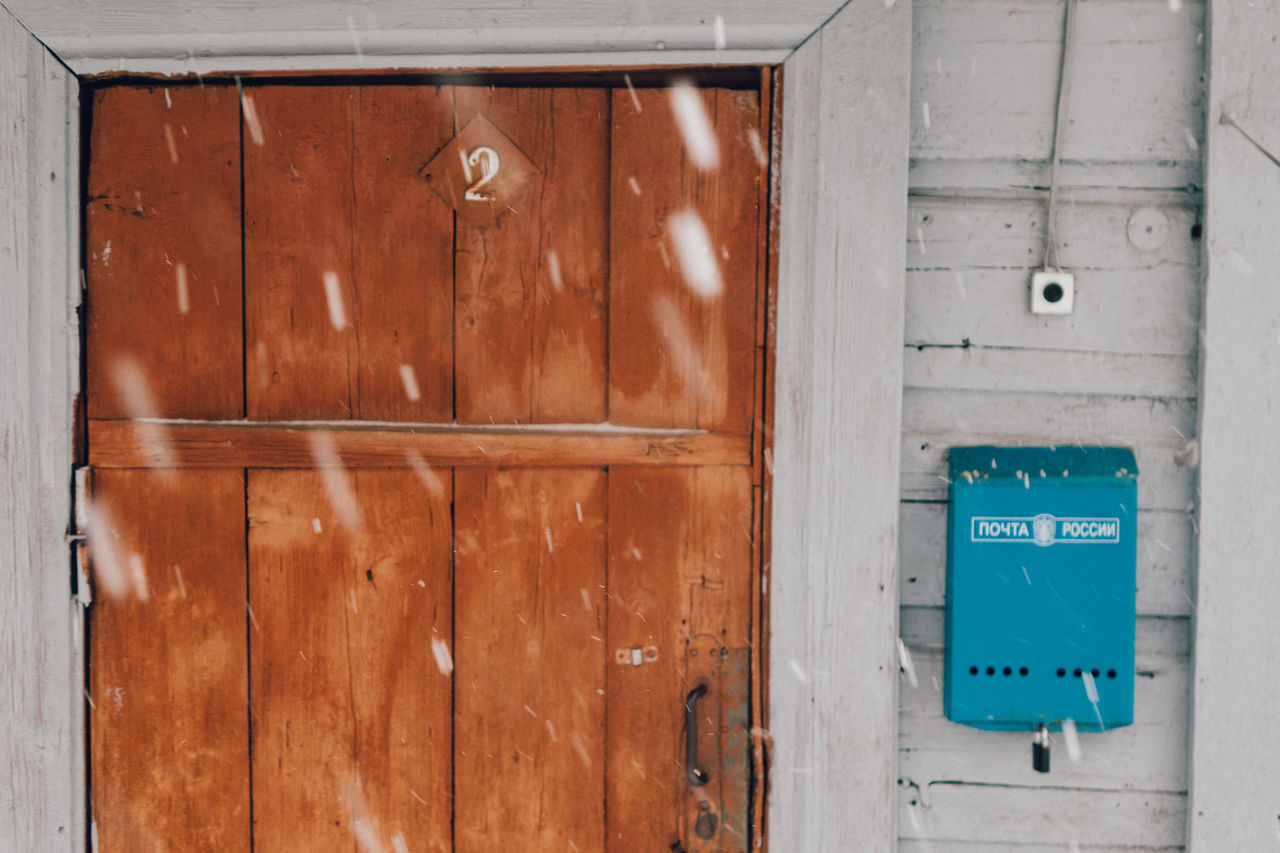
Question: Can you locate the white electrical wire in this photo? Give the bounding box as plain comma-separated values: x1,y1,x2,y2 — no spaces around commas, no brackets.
1043,0,1077,271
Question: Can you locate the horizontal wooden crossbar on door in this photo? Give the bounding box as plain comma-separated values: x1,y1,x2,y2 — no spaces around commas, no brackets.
87,418,752,468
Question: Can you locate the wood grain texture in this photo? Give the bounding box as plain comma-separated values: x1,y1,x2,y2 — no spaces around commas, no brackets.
900,502,1195,617
0,14,81,850
245,85,456,421
1188,3,1280,849
350,86,456,421
88,419,751,468
898,608,1190,794
907,199,1201,273
899,784,1185,848
909,158,1202,205
768,1,912,849
89,469,249,852
453,87,608,424
245,85,356,420
903,388,1197,440
910,0,1204,185
453,468,606,852
904,199,1201,357
751,66,779,848
904,346,1197,401
908,268,1201,357
248,470,452,853
0,21,80,853
607,467,753,851
609,85,761,432
87,84,243,420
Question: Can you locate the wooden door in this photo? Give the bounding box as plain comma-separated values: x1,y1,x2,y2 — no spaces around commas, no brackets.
84,76,770,852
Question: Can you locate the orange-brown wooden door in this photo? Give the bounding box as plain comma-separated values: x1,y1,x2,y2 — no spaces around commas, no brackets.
85,78,768,852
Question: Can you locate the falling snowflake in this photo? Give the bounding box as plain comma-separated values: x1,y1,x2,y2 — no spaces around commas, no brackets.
431,636,454,676
667,210,724,299
668,81,720,170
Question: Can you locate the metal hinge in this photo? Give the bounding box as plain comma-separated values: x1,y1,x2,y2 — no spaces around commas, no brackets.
71,466,91,607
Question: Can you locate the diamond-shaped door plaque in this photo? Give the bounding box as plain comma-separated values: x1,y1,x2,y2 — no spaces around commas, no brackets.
420,114,540,226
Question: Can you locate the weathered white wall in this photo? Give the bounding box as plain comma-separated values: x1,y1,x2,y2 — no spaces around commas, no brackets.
0,6,83,852
1187,1,1280,849
898,1,1204,849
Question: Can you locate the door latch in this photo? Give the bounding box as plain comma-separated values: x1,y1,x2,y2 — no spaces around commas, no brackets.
614,645,659,666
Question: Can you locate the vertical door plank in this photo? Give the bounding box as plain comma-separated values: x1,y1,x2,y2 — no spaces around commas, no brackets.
244,86,356,420
454,468,607,851
609,87,762,432
454,87,609,424
607,466,754,851
245,85,456,421
86,85,243,419
89,469,249,851
351,86,456,421
249,469,452,852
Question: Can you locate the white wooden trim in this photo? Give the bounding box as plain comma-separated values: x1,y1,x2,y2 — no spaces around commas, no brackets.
0,0,840,76
68,49,791,77
0,7,83,851
0,0,849,72
769,2,913,850
45,24,811,56
45,31,795,76
1188,2,1280,849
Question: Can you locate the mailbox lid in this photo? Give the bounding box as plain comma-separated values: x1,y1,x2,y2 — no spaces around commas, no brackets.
948,445,1138,484
944,446,1138,732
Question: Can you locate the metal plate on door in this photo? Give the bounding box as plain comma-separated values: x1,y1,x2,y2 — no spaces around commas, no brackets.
419,113,540,225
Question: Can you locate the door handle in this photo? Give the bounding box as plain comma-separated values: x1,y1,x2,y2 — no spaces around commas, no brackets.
685,684,710,787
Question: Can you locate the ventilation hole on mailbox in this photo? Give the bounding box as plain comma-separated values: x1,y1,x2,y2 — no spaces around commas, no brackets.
969,666,979,675
1002,666,1012,676
1019,666,1029,676
1073,668,1083,677
1091,668,1101,679
1107,669,1117,679
986,666,995,676
1057,668,1066,678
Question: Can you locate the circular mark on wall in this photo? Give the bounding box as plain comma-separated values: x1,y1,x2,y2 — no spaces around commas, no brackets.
1126,207,1170,252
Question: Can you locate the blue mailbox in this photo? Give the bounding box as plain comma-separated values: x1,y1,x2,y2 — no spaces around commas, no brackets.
944,446,1137,739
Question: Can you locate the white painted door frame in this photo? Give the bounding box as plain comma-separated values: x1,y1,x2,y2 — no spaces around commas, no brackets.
0,2,913,850
1187,2,1280,850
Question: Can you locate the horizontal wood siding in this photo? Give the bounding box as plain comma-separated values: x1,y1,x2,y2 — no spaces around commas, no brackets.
898,0,1202,848
910,0,1204,196
900,845,1185,853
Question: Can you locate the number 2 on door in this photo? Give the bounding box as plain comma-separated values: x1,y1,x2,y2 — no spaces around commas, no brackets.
464,145,500,201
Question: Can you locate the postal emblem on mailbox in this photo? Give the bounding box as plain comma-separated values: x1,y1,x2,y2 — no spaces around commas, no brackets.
1032,513,1056,546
